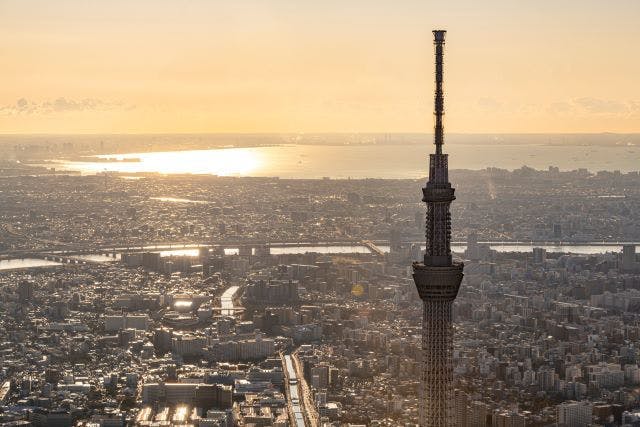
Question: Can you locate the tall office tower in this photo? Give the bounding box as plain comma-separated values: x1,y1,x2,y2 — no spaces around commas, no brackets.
412,30,464,427
454,389,469,426
465,232,480,260
17,280,34,303
532,247,547,265
621,244,637,273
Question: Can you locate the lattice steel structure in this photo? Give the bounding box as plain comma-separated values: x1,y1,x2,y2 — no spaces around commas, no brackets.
412,30,464,427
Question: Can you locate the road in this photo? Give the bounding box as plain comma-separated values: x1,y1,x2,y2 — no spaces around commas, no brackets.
292,351,320,427
283,354,307,427
284,352,325,427
361,240,385,257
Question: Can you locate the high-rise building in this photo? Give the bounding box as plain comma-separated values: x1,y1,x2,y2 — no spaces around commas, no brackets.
492,410,526,427
621,244,637,273
557,401,593,427
454,389,468,426
412,29,464,427
553,223,562,238
17,280,34,303
532,247,547,265
465,232,480,260
468,401,490,426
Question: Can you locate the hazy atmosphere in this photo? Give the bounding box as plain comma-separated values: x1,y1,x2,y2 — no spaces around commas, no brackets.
2,2,640,427
2,0,640,133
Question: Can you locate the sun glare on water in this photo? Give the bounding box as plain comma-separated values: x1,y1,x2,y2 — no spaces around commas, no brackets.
83,148,263,176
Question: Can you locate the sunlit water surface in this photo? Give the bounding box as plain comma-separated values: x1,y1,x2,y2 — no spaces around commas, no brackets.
52,143,640,179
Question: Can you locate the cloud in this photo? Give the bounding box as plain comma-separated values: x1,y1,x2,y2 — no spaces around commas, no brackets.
0,97,135,115
472,97,639,118
548,97,637,116
0,97,38,114
474,98,538,115
573,97,629,114
548,101,573,114
476,97,504,111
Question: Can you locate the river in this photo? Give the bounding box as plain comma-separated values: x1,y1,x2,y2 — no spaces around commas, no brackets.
0,259,62,271
156,243,636,257
2,242,634,272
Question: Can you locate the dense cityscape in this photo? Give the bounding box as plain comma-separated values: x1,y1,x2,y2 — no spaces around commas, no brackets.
1,158,640,426
2,2,640,426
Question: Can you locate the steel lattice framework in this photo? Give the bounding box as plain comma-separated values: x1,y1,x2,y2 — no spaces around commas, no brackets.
412,30,464,427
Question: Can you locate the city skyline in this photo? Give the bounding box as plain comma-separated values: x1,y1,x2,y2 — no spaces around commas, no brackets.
3,3,640,427
1,0,640,134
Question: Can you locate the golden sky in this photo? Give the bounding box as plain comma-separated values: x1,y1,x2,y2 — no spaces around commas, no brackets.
1,0,639,133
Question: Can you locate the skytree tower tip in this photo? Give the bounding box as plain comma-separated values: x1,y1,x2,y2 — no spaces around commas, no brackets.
412,29,464,427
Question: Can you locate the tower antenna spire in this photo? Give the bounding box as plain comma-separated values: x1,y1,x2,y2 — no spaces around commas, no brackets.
433,30,446,155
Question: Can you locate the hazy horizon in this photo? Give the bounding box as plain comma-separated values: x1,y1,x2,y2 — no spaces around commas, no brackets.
3,131,640,136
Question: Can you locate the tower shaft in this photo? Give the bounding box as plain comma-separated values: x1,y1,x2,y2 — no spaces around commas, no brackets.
412,30,464,427
421,300,454,426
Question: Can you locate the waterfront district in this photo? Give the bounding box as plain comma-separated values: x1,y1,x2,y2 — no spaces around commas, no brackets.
2,163,640,426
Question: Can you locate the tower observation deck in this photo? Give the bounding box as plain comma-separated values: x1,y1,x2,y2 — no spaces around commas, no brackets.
412,30,464,427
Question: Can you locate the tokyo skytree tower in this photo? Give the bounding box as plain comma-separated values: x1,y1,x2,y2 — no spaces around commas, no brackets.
412,29,464,427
